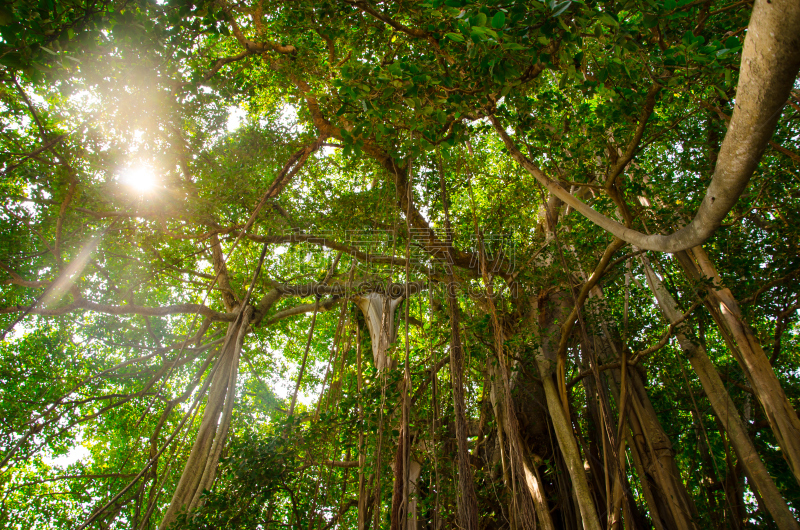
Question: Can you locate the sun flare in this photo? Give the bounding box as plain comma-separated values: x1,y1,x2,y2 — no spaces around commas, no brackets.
120,164,157,192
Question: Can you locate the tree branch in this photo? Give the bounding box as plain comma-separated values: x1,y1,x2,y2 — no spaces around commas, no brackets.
492,0,800,252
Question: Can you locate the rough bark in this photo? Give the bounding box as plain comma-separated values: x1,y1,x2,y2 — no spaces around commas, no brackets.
539,373,601,530
620,372,698,530
532,290,602,530
490,361,555,530
391,430,406,530
406,459,422,530
476,236,545,528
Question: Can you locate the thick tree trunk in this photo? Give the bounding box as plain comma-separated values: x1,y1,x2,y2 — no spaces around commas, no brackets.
406,459,422,530
628,371,698,530
532,290,602,530
391,429,406,530
539,374,601,530
610,368,697,530
489,362,555,530
643,259,799,529
520,451,554,530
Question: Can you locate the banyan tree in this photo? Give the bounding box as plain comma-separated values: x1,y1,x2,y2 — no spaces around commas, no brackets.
1,0,799,528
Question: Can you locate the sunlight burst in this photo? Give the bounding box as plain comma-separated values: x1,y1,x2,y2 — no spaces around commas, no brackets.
120,164,157,192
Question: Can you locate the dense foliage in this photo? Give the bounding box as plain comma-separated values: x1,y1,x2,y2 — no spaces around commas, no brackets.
0,0,798,529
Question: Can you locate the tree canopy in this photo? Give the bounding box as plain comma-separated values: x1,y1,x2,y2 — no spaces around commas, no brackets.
1,0,799,529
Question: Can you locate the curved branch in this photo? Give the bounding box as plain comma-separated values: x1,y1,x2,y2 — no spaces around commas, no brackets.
202,50,250,81
0,134,67,176
628,300,702,364
567,299,699,388
343,0,429,38
740,269,800,305
263,297,340,326
291,75,508,277
219,0,297,55
0,261,50,288
247,232,429,271
605,83,662,188
555,238,626,370
493,0,800,252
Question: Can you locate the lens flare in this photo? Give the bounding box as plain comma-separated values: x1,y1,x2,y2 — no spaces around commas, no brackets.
120,164,157,192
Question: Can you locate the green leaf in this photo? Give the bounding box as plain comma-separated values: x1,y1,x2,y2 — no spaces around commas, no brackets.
444,32,465,42
471,26,498,40
0,52,24,68
597,12,617,27
552,1,572,17
491,11,506,29
724,36,740,49
0,7,14,25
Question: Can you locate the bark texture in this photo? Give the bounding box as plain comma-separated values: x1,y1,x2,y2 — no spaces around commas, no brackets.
583,289,699,530
532,290,602,530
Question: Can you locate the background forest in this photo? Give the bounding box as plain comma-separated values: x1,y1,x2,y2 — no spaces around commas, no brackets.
0,0,799,529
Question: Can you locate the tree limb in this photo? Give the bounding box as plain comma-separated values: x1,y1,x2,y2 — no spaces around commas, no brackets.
492,0,800,252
